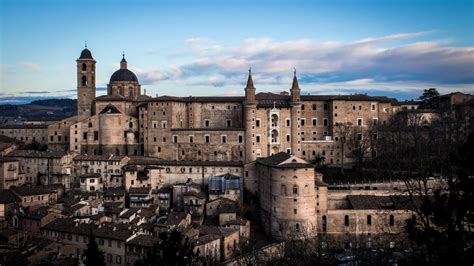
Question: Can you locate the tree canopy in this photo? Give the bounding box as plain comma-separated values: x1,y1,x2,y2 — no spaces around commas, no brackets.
135,230,197,266
83,230,106,266
419,88,440,108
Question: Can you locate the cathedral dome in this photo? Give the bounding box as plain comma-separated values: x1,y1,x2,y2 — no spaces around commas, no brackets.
109,68,138,83
79,48,93,59
109,56,138,83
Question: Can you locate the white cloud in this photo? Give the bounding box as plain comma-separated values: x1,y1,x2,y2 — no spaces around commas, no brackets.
136,32,474,93
19,62,41,71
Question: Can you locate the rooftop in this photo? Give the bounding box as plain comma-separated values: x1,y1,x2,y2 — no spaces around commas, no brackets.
42,218,137,241
256,152,313,169
127,234,156,248
129,187,151,195
11,186,56,196
6,150,68,159
0,189,21,203
347,195,419,210
73,154,127,161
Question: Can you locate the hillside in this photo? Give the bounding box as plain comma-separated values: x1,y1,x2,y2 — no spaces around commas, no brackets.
0,98,77,121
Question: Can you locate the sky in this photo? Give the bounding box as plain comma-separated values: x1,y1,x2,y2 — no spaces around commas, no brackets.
0,0,473,104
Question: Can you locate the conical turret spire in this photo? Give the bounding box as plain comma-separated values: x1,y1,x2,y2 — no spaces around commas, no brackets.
291,68,299,90
245,67,256,103
290,68,301,102
246,67,255,89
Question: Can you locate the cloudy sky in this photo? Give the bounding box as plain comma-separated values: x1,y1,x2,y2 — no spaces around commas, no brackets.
0,0,473,103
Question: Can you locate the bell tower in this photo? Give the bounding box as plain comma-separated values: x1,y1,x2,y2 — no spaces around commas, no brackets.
77,43,96,120
244,68,257,163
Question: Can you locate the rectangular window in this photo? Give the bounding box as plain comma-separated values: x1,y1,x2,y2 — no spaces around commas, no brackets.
226,119,231,128
371,103,376,111
301,119,305,126
357,118,363,126
256,135,261,143
94,131,99,140
372,118,378,125
323,103,328,110
205,135,210,143
221,135,227,143
323,118,328,126
83,132,87,140
286,119,290,127
286,135,290,142
312,118,317,126
238,135,243,143
173,135,178,143
189,135,194,143
205,120,210,127
256,119,260,127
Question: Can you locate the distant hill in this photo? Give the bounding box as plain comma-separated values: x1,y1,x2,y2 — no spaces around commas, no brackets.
0,98,77,121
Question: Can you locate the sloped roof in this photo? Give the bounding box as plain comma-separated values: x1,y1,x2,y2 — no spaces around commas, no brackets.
100,104,121,114
11,186,55,196
256,152,313,168
6,150,68,159
129,187,151,195
0,189,21,203
347,195,420,210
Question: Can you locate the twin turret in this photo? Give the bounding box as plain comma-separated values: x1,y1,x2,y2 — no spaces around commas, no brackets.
244,68,301,103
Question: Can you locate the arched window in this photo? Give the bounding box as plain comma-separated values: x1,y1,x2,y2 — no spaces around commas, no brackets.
88,122,92,128
271,129,279,143
389,215,394,226
271,114,279,127
129,122,133,128
292,185,299,196
82,63,86,71
281,185,287,196
304,184,309,194
128,87,133,97
367,215,372,225
295,223,300,232
344,215,350,226
81,76,87,86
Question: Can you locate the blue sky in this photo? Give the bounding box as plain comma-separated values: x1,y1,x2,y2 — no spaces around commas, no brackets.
0,0,473,103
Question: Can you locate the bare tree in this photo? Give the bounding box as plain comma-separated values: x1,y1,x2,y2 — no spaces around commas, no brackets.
335,122,352,174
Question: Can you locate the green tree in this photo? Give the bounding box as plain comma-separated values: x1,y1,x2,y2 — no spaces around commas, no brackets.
83,230,106,266
419,88,440,108
135,230,197,266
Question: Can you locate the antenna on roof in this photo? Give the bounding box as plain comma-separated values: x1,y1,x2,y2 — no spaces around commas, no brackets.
85,41,87,49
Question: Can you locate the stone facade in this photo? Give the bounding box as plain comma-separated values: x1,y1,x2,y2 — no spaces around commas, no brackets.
254,152,318,240
5,150,73,188
0,158,21,189
0,124,49,145
52,48,446,173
